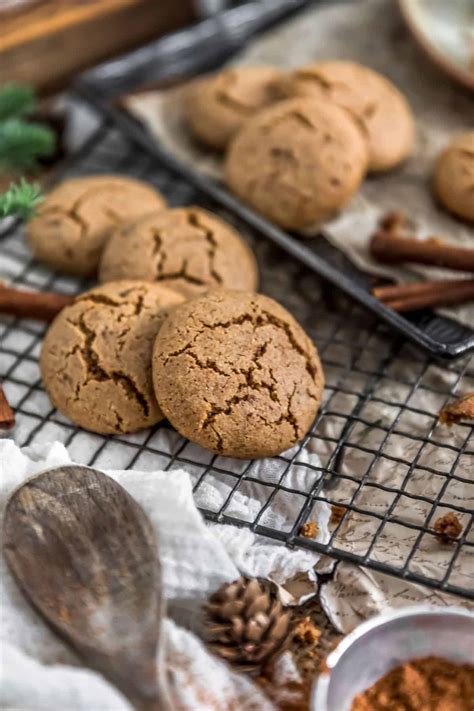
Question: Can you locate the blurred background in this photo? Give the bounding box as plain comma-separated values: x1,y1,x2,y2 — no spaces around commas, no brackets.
0,0,311,94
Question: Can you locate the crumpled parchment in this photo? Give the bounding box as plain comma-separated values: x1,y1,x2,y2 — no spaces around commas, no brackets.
321,562,474,634
124,0,474,328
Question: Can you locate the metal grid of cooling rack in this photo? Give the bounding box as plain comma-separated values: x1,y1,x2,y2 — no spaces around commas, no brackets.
1,121,473,599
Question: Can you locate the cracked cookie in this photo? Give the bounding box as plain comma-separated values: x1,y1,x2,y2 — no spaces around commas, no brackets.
99,206,258,298
185,66,286,150
40,280,184,434
281,61,415,172
225,97,368,230
433,131,474,222
26,175,166,276
152,289,324,459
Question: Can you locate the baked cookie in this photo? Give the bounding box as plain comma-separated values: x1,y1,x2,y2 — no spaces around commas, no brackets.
433,131,474,222
99,206,258,298
185,66,286,150
40,281,184,434
26,175,166,276
152,289,324,459
281,61,415,172
225,97,368,229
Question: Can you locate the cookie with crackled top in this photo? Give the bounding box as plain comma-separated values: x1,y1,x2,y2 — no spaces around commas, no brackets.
281,61,415,172
152,289,324,459
40,280,184,434
225,97,368,230
99,206,258,298
26,175,166,276
185,65,286,150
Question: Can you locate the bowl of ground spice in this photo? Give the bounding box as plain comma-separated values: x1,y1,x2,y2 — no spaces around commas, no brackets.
313,606,474,711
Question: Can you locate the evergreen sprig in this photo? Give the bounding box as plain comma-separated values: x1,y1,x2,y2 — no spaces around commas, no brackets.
0,179,43,219
0,83,37,122
0,119,55,172
0,82,55,174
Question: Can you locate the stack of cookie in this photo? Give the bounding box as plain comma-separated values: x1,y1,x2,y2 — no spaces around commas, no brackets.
185,62,474,225
184,61,416,230
31,174,324,459
40,283,324,459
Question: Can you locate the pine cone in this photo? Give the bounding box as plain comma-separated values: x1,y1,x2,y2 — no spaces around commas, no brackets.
204,576,291,673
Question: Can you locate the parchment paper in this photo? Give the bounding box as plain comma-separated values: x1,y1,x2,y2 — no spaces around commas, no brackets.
321,562,474,634
314,358,474,596
124,0,474,328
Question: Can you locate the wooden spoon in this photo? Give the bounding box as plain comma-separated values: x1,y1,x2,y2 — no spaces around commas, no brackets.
3,465,172,711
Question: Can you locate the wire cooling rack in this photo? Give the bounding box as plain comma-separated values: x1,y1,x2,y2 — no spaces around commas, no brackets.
1,121,473,600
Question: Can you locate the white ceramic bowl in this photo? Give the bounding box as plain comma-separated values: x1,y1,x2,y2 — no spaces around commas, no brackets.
313,605,474,711
398,0,474,92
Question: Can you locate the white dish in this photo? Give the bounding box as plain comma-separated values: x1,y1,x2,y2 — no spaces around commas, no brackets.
398,0,474,92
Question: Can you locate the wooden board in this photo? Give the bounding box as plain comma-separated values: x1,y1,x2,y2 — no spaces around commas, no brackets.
0,0,196,94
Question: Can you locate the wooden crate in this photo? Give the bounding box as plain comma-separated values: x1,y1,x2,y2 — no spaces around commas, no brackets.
0,0,197,94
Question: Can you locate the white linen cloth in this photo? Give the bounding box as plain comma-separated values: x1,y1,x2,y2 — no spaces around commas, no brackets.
0,439,324,710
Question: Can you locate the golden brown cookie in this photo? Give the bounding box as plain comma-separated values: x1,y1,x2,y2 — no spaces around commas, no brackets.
152,289,324,459
40,280,184,434
433,131,474,222
26,175,166,276
225,97,368,229
99,206,258,298
281,61,415,172
185,66,286,150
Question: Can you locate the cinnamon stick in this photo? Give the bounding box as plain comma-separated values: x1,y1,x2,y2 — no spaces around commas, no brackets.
370,232,474,273
373,278,474,312
0,385,15,430
0,285,75,321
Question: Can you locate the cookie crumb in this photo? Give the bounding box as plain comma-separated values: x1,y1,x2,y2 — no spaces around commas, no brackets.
299,521,319,538
330,505,347,524
438,392,474,426
294,617,321,646
434,512,463,542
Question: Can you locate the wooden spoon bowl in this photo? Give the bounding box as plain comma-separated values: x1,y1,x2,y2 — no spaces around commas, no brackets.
3,465,172,711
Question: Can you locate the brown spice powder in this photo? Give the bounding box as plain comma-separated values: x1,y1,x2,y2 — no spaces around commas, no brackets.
350,656,474,711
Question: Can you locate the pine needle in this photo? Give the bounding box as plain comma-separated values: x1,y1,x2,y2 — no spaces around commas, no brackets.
0,83,37,122
0,118,55,172
0,179,43,219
